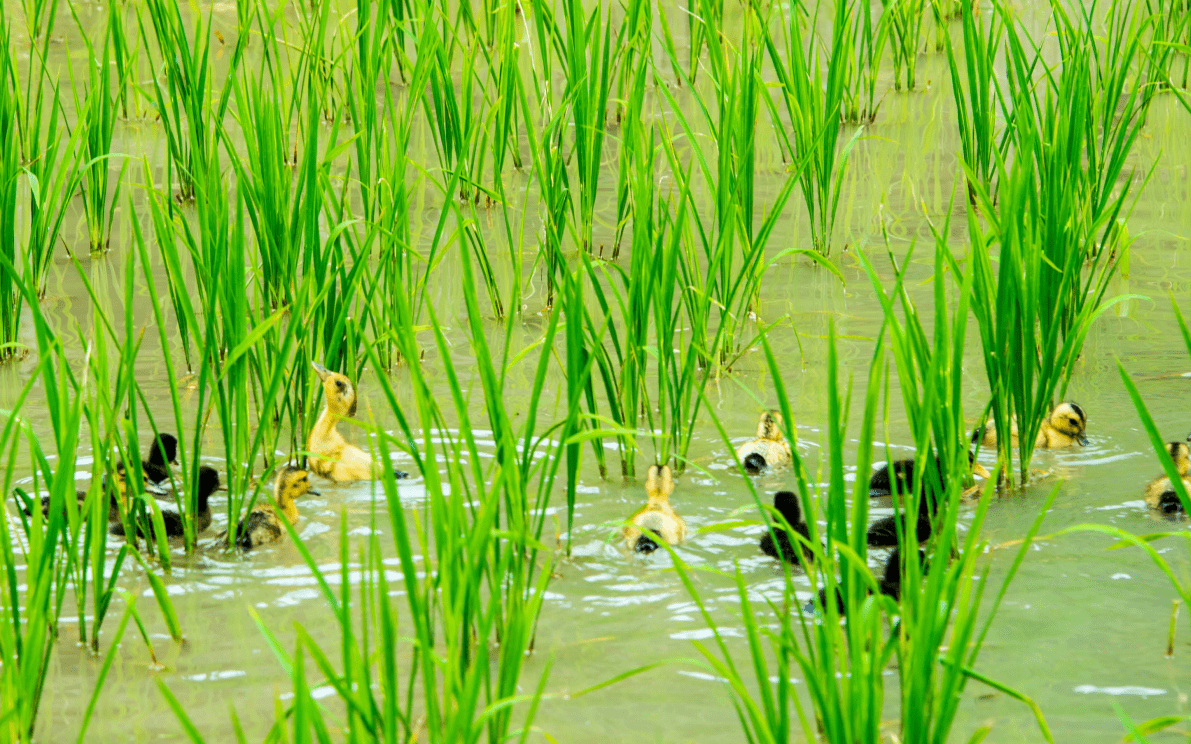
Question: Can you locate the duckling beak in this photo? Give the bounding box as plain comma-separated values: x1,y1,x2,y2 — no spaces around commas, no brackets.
144,481,169,496
311,361,331,381
305,486,321,496
972,462,991,480
1076,433,1089,446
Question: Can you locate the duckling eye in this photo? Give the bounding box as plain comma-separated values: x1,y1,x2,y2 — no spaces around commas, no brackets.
336,381,347,391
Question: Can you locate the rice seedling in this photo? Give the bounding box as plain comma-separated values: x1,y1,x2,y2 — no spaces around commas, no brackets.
139,0,243,200
0,18,21,361
69,6,127,255
16,0,57,40
943,0,1004,204
759,0,861,255
964,3,1147,483
840,0,888,124
882,0,927,91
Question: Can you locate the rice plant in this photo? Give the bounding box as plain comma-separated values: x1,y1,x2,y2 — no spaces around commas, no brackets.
70,8,127,255
943,0,1005,205
883,0,927,91
0,18,21,361
760,0,861,255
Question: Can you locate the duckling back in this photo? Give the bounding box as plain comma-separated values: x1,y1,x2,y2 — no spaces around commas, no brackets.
236,508,283,550
623,465,685,552
737,411,793,474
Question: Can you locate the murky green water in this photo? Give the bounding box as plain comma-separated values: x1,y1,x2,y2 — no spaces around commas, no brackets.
6,2,1191,742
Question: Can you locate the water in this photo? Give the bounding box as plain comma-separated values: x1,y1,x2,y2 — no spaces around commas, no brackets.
6,3,1191,742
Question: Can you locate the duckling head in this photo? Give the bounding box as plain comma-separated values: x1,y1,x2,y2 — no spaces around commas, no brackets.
1167,441,1191,477
274,466,320,506
772,491,802,527
312,362,359,418
1049,402,1088,445
645,464,674,501
151,433,179,466
757,410,786,442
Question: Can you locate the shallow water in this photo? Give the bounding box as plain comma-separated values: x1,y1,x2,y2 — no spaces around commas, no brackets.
6,2,1191,743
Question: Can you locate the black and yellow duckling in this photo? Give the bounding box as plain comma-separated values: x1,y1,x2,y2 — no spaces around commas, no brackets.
759,491,813,566
623,464,685,553
1144,440,1191,514
810,547,925,615
868,451,990,498
737,410,793,475
975,401,1088,450
109,465,220,540
21,462,168,524
307,363,409,482
235,466,320,550
142,433,179,485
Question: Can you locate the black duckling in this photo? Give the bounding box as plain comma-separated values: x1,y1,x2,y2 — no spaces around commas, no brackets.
110,465,220,540
1145,440,1191,514
737,410,793,475
235,466,320,550
142,433,179,484
623,464,685,553
759,491,813,566
976,401,1088,449
868,451,990,498
810,547,925,615
21,462,168,524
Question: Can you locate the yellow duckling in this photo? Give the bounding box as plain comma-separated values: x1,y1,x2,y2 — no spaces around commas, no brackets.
737,410,793,474
307,362,408,482
235,466,320,550
976,402,1088,450
1145,440,1191,514
623,464,685,553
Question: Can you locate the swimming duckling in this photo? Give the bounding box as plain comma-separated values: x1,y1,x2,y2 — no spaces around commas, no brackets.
976,402,1088,450
810,547,925,615
109,465,220,540
868,451,991,498
235,466,320,550
307,363,409,482
22,462,168,523
759,491,813,566
142,433,179,485
623,464,685,553
1144,441,1191,514
737,410,793,475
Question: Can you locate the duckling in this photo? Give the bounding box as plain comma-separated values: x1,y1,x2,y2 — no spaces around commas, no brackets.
307,363,409,482
142,433,179,485
235,466,320,550
976,402,1088,450
623,464,685,553
737,410,793,475
810,547,925,615
109,466,220,540
869,451,991,497
1144,441,1191,514
758,491,813,566
21,462,168,523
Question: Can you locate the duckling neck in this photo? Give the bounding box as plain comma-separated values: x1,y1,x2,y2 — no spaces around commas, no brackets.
280,497,299,523
311,404,340,442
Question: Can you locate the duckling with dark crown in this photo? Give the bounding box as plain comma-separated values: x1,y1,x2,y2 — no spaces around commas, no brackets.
22,462,168,524
109,466,220,540
1145,440,1191,514
737,410,793,475
759,491,813,566
142,433,179,485
868,451,991,498
623,464,685,553
976,402,1088,450
307,363,409,482
235,466,320,550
